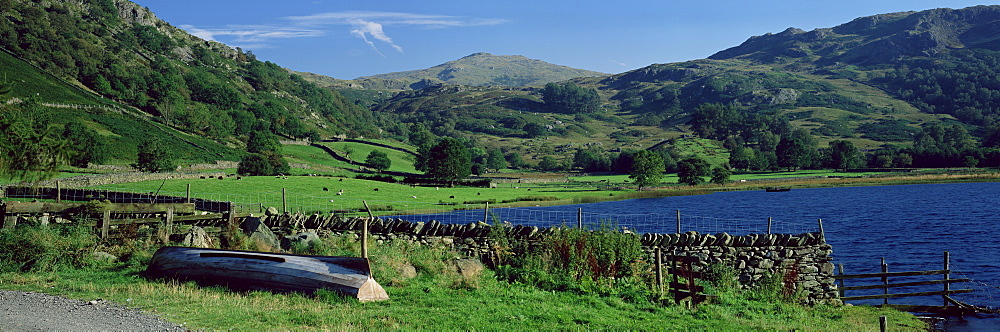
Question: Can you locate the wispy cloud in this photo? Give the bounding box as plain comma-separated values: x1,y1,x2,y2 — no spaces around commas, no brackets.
609,60,628,66
178,11,507,56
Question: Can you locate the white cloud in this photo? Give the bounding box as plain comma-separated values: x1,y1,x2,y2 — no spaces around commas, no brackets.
177,11,506,56
609,60,628,66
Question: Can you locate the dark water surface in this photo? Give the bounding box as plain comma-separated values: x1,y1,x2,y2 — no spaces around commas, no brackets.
411,182,1000,330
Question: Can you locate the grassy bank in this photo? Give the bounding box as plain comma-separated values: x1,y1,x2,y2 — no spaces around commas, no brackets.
0,224,926,331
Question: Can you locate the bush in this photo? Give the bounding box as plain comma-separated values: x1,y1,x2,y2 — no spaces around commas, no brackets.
0,224,98,272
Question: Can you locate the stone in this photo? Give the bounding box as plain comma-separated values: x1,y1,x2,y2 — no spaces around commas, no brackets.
92,251,118,263
452,258,485,279
799,265,820,274
181,226,213,248
242,217,281,250
282,231,321,251
397,263,418,279
820,262,835,274
265,206,279,216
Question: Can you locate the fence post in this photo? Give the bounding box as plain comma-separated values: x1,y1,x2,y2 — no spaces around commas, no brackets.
165,206,174,242
881,257,888,305
655,247,663,297
837,264,845,298
362,201,373,259
676,210,681,234
767,217,772,234
577,208,583,229
186,184,191,203
101,210,111,239
879,316,887,332
817,219,825,243
55,181,61,203
943,251,950,308
282,188,287,213
484,202,489,223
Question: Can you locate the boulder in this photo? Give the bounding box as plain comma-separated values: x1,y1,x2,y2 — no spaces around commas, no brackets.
265,206,280,216
452,258,485,279
282,231,321,251
181,226,213,248
241,217,280,250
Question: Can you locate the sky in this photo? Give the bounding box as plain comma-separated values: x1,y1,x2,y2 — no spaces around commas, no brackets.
131,1,998,80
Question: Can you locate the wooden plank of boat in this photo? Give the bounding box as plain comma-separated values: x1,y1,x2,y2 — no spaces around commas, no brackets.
145,246,388,302
765,187,791,192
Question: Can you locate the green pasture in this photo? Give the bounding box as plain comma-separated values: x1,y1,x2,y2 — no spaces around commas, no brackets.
316,141,418,174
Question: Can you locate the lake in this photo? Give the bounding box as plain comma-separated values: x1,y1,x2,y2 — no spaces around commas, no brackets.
402,182,1000,330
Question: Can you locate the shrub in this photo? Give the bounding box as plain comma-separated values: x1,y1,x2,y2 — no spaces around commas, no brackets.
0,224,98,272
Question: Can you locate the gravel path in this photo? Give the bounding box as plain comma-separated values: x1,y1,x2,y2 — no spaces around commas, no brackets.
0,290,185,331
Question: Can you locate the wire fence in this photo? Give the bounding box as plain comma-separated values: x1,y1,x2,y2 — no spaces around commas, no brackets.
4,186,820,236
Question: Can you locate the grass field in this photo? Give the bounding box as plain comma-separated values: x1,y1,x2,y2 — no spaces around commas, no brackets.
0,231,927,331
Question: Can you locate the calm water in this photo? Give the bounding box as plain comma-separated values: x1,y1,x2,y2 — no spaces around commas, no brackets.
408,182,1000,330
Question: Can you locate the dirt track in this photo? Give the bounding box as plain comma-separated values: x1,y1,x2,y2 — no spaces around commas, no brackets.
0,290,185,331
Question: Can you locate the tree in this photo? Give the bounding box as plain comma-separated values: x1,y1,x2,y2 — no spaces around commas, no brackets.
485,149,508,172
776,128,816,171
677,157,711,185
63,122,109,168
573,147,611,172
541,82,601,113
825,140,861,171
425,138,471,185
132,138,174,172
237,153,273,176
365,150,391,172
629,150,664,190
710,166,732,185
246,131,281,154
0,100,68,182
536,156,562,171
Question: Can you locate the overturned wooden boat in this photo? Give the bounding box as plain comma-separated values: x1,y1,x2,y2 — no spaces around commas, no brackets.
146,246,389,302
765,187,791,192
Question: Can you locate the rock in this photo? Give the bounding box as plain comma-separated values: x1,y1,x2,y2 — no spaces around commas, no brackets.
181,226,213,248
452,258,485,279
242,217,281,250
397,263,418,279
282,231,321,251
265,207,280,216
92,251,118,263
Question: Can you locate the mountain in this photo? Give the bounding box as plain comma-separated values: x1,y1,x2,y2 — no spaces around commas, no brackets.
0,0,380,166
345,52,606,89
367,5,1000,169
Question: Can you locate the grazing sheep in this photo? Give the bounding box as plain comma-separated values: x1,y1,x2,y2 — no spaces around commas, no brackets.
218,176,224,180
236,176,242,180
411,196,417,198
339,178,343,182
477,192,481,195
323,187,329,191
200,176,206,179
373,188,379,191
449,196,455,199
337,192,343,196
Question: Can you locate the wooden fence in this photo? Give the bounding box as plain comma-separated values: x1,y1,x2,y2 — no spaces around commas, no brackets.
835,251,975,314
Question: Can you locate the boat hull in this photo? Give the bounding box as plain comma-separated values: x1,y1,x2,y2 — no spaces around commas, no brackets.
146,246,389,301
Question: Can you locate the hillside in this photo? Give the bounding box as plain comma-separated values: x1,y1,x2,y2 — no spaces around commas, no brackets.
366,6,1000,167
0,0,380,150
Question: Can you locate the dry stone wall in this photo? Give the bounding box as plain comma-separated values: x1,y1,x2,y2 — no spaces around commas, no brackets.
262,213,839,304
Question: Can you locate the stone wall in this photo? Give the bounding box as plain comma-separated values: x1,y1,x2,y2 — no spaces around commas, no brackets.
19,172,226,188
262,213,838,304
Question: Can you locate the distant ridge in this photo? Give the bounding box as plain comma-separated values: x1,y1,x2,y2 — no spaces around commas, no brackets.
345,52,606,89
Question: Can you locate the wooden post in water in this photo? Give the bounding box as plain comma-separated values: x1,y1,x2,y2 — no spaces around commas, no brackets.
655,247,664,297
55,181,61,203
817,219,825,243
676,210,681,234
361,201,373,259
577,208,583,229
881,257,889,305
101,210,111,239
767,217,772,234
944,251,950,308
837,264,845,298
282,188,287,213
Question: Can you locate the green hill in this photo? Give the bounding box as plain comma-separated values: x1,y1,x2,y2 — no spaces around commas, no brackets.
0,0,379,146
355,52,607,88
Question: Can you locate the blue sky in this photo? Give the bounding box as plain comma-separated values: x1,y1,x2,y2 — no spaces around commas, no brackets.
131,1,997,80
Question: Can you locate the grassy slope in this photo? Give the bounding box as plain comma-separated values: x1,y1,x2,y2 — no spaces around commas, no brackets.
0,50,109,105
